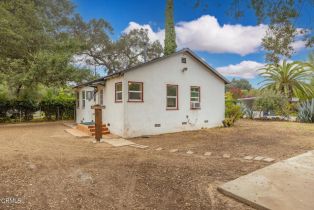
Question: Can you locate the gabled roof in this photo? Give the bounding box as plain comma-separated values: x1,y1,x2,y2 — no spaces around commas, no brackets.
74,48,229,88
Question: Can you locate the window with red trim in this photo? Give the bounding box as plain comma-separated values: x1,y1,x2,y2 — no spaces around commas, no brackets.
190,86,200,109
166,85,178,110
128,82,143,102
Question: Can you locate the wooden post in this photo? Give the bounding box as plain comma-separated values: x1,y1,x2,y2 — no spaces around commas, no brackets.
92,104,103,142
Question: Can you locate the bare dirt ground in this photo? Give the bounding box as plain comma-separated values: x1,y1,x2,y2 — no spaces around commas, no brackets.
0,120,313,210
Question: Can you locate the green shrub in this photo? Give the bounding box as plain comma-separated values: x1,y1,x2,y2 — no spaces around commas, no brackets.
226,104,242,120
39,92,75,120
12,99,38,121
0,98,38,122
253,89,297,118
298,99,314,123
224,92,242,127
0,92,75,123
222,118,234,127
0,98,11,121
241,104,254,119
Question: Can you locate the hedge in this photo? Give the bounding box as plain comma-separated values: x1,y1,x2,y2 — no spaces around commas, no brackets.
0,98,75,123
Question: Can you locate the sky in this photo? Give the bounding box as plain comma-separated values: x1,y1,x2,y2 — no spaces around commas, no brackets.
73,0,314,87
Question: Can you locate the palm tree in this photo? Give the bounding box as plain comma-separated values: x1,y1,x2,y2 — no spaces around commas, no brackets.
304,51,314,72
259,60,314,99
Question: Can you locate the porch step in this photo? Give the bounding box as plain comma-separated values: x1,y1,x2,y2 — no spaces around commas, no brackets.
91,131,110,136
89,127,109,132
88,124,107,129
77,123,110,136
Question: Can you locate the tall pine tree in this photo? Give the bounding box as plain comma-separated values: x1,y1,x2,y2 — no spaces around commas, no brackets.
164,0,177,55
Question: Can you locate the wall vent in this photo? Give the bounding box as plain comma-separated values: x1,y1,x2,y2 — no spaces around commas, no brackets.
181,57,187,63
204,120,208,123
154,124,161,127
107,123,110,127
182,122,187,125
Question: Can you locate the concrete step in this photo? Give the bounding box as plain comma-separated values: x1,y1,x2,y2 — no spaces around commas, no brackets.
91,131,110,136
89,127,109,132
87,124,107,129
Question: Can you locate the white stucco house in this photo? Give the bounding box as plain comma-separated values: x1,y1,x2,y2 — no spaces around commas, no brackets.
74,48,229,138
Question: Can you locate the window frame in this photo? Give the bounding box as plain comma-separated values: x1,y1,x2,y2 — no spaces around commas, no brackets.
190,86,201,110
128,81,143,102
93,91,96,102
115,82,123,103
166,84,179,110
86,91,93,101
82,90,86,109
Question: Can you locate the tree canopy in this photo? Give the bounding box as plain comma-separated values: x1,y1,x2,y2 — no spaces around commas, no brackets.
0,0,96,96
226,78,253,91
164,0,177,55
75,22,163,74
0,0,163,98
259,60,314,99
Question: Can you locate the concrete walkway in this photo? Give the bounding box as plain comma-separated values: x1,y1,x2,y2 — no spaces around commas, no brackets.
218,150,314,210
64,128,90,138
100,138,135,147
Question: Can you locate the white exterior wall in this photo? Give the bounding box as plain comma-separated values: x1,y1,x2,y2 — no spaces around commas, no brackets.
75,86,96,123
99,76,124,136
75,77,125,136
75,52,226,138
122,53,225,137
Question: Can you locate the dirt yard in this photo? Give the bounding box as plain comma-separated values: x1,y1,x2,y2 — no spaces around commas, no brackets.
0,120,313,210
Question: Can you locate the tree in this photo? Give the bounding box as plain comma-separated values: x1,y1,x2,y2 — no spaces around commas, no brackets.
224,92,242,127
194,0,314,63
259,60,314,99
77,26,163,74
229,87,243,99
164,0,177,55
226,78,252,91
254,89,289,116
0,0,95,96
305,51,314,72
303,51,314,99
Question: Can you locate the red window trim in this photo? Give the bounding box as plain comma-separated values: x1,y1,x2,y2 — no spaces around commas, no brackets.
115,82,123,103
190,86,201,110
127,81,144,102
166,84,179,110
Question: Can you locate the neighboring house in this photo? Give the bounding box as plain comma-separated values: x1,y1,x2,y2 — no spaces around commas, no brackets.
74,48,229,138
